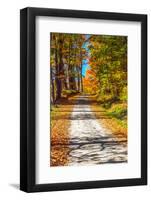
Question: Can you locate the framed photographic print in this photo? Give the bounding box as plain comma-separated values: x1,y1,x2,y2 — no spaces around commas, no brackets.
20,7,147,192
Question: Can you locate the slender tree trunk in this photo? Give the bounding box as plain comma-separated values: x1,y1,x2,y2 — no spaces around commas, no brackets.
69,67,75,90
54,41,62,100
50,33,55,104
56,34,64,100
68,39,71,90
80,48,83,93
63,64,68,90
77,67,80,92
56,78,62,99
80,63,83,92
73,46,77,91
66,64,70,89
50,68,55,104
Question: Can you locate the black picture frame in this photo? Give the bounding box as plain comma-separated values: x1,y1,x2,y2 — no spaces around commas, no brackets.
20,7,147,192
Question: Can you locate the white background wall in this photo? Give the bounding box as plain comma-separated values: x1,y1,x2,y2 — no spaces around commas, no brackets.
0,0,150,199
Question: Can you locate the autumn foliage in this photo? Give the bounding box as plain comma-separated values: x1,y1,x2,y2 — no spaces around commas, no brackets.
50,33,127,166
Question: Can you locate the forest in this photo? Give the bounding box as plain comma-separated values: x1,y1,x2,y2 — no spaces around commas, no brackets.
50,32,127,166
50,33,87,103
50,33,127,108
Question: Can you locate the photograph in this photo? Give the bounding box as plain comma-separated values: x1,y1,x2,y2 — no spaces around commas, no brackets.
50,32,128,167
20,7,147,192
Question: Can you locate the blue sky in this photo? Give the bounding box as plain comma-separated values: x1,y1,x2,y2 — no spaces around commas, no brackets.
82,59,90,77
82,36,91,77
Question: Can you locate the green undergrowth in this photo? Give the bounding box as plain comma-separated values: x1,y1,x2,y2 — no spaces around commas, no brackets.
96,94,127,129
105,103,127,128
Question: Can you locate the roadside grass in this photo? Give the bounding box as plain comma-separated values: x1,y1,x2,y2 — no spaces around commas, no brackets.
90,95,127,141
106,103,127,129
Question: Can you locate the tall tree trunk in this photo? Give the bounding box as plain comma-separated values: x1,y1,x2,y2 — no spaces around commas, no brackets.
50,68,55,104
50,33,55,104
73,46,77,91
80,48,83,93
56,34,64,100
69,67,75,90
56,78,62,99
77,67,81,92
77,66,80,92
68,39,71,90
66,64,70,89
80,63,83,92
63,64,68,90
